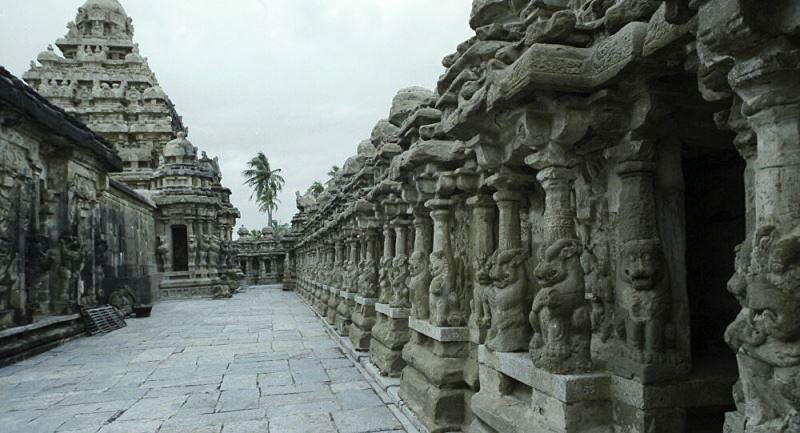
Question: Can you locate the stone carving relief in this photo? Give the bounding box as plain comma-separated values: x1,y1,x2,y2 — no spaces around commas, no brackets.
390,254,411,308
725,226,800,432
486,248,530,352
530,239,592,373
409,250,431,320
614,238,674,356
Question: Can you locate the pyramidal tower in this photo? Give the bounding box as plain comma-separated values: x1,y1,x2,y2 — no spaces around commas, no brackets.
22,0,182,190
23,0,240,298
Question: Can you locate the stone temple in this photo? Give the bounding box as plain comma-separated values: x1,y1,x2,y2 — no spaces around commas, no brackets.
1,1,800,433
20,0,241,300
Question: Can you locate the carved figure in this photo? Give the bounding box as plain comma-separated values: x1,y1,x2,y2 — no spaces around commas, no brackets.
429,250,456,326
725,226,800,432
109,286,136,316
530,239,592,373
410,251,432,319
156,236,170,272
358,258,378,298
614,239,673,354
487,249,531,352
471,253,493,340
390,255,411,308
57,235,84,308
378,256,393,304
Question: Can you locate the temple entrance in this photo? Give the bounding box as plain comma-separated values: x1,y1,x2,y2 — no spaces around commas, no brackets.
266,259,272,274
171,225,189,272
682,142,745,431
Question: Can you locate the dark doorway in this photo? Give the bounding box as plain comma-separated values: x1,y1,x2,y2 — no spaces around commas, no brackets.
266,259,272,274
171,225,188,272
683,145,745,431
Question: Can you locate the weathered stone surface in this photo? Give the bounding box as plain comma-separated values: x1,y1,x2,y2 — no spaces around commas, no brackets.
0,285,409,433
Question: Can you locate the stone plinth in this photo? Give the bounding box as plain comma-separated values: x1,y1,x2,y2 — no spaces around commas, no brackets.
409,318,469,342
334,292,355,336
370,303,411,377
349,297,378,351
325,287,340,325
400,318,472,433
471,346,611,433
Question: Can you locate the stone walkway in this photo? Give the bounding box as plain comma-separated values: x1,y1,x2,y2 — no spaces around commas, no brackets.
0,285,408,433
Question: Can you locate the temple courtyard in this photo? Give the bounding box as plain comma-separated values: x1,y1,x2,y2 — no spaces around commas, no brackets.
0,286,407,433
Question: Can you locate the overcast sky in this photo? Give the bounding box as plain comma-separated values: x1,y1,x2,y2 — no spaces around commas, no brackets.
0,0,473,232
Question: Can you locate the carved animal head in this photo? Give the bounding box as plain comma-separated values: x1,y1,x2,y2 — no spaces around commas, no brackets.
392,254,408,271
618,239,665,291
535,239,582,288
743,226,800,343
474,253,493,285
727,240,752,304
409,251,429,275
491,248,527,289
430,250,449,276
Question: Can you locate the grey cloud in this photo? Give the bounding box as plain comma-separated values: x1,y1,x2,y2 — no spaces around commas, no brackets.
0,0,473,231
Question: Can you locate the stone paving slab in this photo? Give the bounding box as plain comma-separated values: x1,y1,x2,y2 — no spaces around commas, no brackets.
0,285,410,433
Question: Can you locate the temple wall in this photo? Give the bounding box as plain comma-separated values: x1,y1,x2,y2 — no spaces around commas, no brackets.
97,180,157,306
0,76,119,329
286,1,800,432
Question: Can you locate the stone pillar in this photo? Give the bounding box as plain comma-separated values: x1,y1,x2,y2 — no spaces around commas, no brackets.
410,206,433,320
427,198,458,327
467,194,495,345
530,166,591,373
483,187,530,353
391,220,411,307
378,222,395,304
351,224,379,351
335,234,359,336
326,239,344,324
400,196,471,432
371,216,413,376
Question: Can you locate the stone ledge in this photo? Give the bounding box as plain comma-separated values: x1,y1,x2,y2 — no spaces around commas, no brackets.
355,296,377,306
479,345,610,403
341,291,356,300
375,303,411,319
408,318,468,342
610,368,736,410
0,314,85,367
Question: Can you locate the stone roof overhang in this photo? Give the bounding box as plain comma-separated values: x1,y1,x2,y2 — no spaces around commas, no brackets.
0,67,122,171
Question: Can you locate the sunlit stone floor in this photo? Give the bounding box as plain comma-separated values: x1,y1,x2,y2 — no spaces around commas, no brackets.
0,285,406,433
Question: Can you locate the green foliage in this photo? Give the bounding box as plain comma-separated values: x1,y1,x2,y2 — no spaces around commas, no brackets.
309,181,324,197
243,152,285,225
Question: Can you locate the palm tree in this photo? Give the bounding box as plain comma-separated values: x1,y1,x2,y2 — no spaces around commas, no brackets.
269,219,291,238
309,181,325,197
243,152,285,226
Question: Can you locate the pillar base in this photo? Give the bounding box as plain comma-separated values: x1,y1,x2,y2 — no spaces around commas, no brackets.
369,304,410,376
325,288,339,324
472,346,611,433
349,297,377,351
399,321,471,432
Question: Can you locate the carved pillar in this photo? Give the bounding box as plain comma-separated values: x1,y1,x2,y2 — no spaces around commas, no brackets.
427,198,456,327
390,219,411,308
698,17,800,429
467,194,495,345
379,222,395,304
529,166,591,373
612,157,689,383
410,206,433,320
485,185,530,353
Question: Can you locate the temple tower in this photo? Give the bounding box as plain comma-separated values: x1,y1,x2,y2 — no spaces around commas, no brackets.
22,0,183,190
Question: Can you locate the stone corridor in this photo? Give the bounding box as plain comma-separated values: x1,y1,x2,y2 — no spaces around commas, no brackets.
0,286,407,433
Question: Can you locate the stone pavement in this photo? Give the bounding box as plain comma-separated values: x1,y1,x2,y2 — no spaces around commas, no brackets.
0,285,408,433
